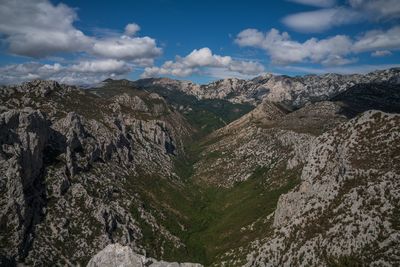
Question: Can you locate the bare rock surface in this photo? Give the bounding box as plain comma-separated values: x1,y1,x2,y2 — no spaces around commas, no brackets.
244,111,400,266
87,244,203,267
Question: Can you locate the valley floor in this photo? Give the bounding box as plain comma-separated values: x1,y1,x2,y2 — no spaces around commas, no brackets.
135,137,302,266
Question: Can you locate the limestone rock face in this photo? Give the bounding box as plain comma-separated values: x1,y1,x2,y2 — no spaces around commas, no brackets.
114,94,149,112
0,108,49,261
245,111,400,266
87,244,203,267
0,80,192,266
87,244,143,267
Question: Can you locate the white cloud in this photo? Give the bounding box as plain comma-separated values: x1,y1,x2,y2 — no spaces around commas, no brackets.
0,0,162,63
235,28,353,65
124,23,141,36
0,60,132,85
349,0,400,19
282,8,362,33
227,61,266,75
235,26,399,66
184,48,228,67
70,59,131,74
92,36,162,61
0,0,91,57
371,50,393,57
287,0,336,7
141,47,264,78
285,0,400,32
353,26,400,52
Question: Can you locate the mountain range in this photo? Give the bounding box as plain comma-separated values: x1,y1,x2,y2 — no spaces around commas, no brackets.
0,68,400,266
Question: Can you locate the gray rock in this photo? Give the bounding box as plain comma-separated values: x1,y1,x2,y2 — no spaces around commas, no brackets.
87,244,203,267
0,108,49,260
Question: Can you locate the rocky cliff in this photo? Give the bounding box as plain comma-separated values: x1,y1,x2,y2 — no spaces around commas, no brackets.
0,80,193,265
244,110,400,266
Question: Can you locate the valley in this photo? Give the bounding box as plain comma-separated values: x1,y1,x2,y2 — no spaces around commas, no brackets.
1,68,400,266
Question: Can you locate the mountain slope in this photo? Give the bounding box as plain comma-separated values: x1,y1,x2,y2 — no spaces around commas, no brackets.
0,80,200,265
185,80,400,265
245,110,400,266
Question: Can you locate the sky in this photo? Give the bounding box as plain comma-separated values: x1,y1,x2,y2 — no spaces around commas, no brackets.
0,0,399,85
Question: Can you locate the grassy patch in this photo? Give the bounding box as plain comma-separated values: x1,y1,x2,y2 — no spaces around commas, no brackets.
185,166,300,265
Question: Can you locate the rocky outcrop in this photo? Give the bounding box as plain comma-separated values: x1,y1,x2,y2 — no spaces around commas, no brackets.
87,244,203,267
113,94,149,112
0,108,49,261
245,111,400,266
223,100,288,130
194,125,313,187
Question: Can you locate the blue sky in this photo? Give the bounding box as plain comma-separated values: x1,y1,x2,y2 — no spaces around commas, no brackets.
0,0,399,84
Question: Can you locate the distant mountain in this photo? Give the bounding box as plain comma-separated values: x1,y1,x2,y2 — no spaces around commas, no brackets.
1,69,400,266
132,68,400,108
332,82,400,117
92,79,254,137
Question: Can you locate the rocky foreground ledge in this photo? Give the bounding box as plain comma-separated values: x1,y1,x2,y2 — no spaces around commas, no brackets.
87,244,203,267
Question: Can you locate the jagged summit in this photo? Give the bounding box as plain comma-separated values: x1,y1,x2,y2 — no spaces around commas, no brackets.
131,68,400,107
102,78,114,83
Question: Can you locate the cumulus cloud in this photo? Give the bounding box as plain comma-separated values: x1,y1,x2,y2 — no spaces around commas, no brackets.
124,23,141,36
353,26,400,52
69,59,132,74
282,8,362,33
0,0,91,57
92,36,162,61
235,28,353,65
0,0,161,63
141,47,264,78
0,60,132,85
235,26,398,66
287,0,336,7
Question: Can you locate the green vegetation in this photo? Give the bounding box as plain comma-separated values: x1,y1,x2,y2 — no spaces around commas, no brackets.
123,138,300,266
184,165,300,265
142,86,253,136
183,98,253,136
326,255,364,267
